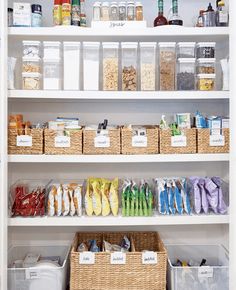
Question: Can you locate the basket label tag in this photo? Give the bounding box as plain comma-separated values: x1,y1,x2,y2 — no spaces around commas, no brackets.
198,267,214,278
171,136,187,147
110,252,126,264
25,269,41,280
142,251,158,264
94,136,110,148
55,136,71,148
79,252,95,264
210,135,225,147
132,136,147,147
17,135,32,147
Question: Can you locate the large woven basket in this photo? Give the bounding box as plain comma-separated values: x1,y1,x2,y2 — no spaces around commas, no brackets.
121,126,159,155
8,128,44,155
160,128,197,154
70,231,167,290
83,128,120,155
44,129,82,155
197,128,229,153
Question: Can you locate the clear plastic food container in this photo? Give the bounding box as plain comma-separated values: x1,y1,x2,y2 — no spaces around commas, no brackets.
121,42,138,91
22,72,41,90
159,42,176,91
197,73,216,91
63,42,81,90
177,58,196,91
83,42,100,91
22,40,41,58
43,59,62,90
102,42,119,91
140,42,156,91
43,41,61,59
197,58,216,74
197,42,216,58
177,42,196,58
22,56,41,73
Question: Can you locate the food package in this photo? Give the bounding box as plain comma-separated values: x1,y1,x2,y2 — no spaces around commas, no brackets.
101,179,111,217
109,178,119,216
74,185,82,216
91,179,102,216
85,179,94,216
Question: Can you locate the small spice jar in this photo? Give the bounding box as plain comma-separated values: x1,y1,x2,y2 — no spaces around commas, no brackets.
197,74,216,91
31,4,42,27
135,2,143,21
93,2,101,21
119,2,126,21
177,58,196,91
127,1,135,21
101,2,110,21
197,42,216,58
110,2,119,21
197,58,216,74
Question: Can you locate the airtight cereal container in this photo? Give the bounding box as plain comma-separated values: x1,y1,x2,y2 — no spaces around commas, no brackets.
22,40,41,58
43,41,62,59
177,42,196,58
196,42,216,58
43,59,62,90
197,58,216,74
22,72,41,90
177,58,196,90
197,74,216,91
22,56,41,73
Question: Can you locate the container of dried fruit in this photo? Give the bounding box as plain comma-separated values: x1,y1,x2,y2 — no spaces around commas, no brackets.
197,58,216,74
102,42,119,91
177,58,196,91
22,56,41,73
22,72,41,90
159,42,176,91
121,42,138,91
197,74,216,91
140,42,156,91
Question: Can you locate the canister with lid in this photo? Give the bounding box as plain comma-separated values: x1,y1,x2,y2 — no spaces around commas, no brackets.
197,58,216,74
127,1,135,21
110,2,119,21
101,2,110,21
119,2,126,20
197,42,216,58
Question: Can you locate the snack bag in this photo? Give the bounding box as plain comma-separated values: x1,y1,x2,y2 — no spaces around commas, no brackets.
168,180,176,215
47,185,57,217
62,186,70,216
69,187,76,216
155,179,167,215
85,178,93,216
145,181,153,216
55,184,63,216
131,182,138,216
74,185,82,216
174,180,184,214
101,179,111,216
91,179,102,216
109,178,119,216
122,180,131,217
140,180,148,216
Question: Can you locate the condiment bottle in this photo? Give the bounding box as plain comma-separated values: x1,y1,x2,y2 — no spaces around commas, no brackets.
216,0,228,27
119,2,126,20
93,2,101,21
203,3,216,27
31,4,42,27
154,0,168,26
62,0,71,25
71,0,80,26
53,0,62,26
80,0,86,27
168,0,183,26
101,2,109,21
127,1,135,21
135,2,143,21
196,10,204,27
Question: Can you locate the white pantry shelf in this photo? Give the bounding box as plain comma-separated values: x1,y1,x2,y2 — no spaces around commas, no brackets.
8,90,230,101
8,154,229,163
8,214,229,227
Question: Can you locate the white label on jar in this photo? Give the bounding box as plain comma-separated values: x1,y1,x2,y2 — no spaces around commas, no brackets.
94,136,110,148
171,136,187,147
17,135,32,147
110,252,126,264
132,136,147,147
79,252,95,265
198,267,214,278
25,269,41,280
219,12,228,23
210,135,225,147
55,136,71,148
142,252,158,264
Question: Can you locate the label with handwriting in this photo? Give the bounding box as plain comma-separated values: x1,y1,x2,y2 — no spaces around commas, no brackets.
132,136,147,147
94,136,110,148
198,267,214,278
210,135,225,147
79,252,95,265
25,269,41,280
17,135,32,147
55,136,71,148
110,252,126,264
171,136,187,147
142,251,158,264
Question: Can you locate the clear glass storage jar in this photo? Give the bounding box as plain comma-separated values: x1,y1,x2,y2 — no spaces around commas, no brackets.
140,42,156,91
22,56,41,73
43,59,62,90
177,58,196,91
127,1,135,20
43,41,61,59
177,42,196,58
22,72,41,90
197,73,216,91
121,42,138,91
197,42,216,58
110,2,119,21
197,58,216,74
101,2,110,21
159,42,176,91
103,42,119,91
22,40,41,58
83,42,100,91
119,2,126,20
93,2,101,21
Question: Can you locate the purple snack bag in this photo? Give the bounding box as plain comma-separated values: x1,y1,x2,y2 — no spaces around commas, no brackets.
198,178,209,214
212,177,227,215
205,178,218,214
190,177,201,214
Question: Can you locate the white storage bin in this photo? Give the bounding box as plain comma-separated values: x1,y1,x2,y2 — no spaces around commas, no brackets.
167,244,229,290
43,59,62,90
83,42,100,91
43,41,61,59
8,245,70,290
63,42,81,90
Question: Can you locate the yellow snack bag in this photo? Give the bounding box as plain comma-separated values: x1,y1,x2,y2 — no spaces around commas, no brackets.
91,179,102,216
109,178,119,216
85,178,93,216
101,179,111,217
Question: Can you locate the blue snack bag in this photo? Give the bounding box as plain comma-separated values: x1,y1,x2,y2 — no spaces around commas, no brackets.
156,179,167,215
174,179,184,214
167,180,176,214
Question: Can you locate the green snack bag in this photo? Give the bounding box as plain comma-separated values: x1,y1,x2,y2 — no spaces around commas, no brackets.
131,182,138,217
122,180,131,217
134,184,139,216
146,182,153,216
139,181,146,216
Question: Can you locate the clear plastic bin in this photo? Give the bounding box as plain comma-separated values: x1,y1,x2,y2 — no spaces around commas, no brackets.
43,41,61,59
22,56,41,73
177,58,196,91
22,72,41,90
23,41,41,58
197,42,216,58
177,42,196,58
102,42,119,91
167,244,229,290
83,42,100,91
63,42,81,90
159,42,176,91
8,245,70,290
197,58,216,74
43,59,62,90
140,42,156,91
197,74,216,91
121,42,138,91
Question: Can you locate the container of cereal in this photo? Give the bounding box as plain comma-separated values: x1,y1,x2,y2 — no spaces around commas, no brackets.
43,41,61,59
140,42,156,91
197,42,216,58
197,58,216,74
43,59,62,90
197,73,216,91
159,42,176,91
22,72,41,90
22,56,41,73
23,41,41,58
102,42,119,91
121,42,138,91
177,42,196,58
177,58,195,91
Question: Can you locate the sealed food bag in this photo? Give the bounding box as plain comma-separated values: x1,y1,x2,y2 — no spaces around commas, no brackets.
109,178,119,216
145,181,153,216
121,179,131,217
156,179,168,215
91,179,102,216
189,177,201,214
198,178,209,214
69,187,76,216
55,184,63,216
212,177,227,214
47,185,57,217
74,185,82,216
131,181,138,216
139,180,148,216
101,179,111,217
85,178,93,216
168,180,176,215
182,178,191,215
174,180,184,214
62,186,70,216
205,178,218,213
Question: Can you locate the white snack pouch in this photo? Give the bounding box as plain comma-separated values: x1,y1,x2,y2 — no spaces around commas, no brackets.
69,188,76,216
48,186,56,217
62,186,70,216
55,185,63,217
74,186,82,216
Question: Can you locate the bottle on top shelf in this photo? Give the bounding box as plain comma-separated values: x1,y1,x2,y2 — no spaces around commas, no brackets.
154,0,168,27
71,0,80,26
216,0,228,27
168,0,183,26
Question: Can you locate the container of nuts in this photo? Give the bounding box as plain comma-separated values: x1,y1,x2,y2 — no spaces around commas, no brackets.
22,56,41,73
197,74,215,91
102,42,119,91
121,42,138,91
197,58,216,74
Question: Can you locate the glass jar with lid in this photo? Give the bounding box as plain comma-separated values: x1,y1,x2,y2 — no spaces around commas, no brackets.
119,2,126,20
110,2,119,21
127,1,135,21
93,2,101,21
101,2,110,21
135,2,143,21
